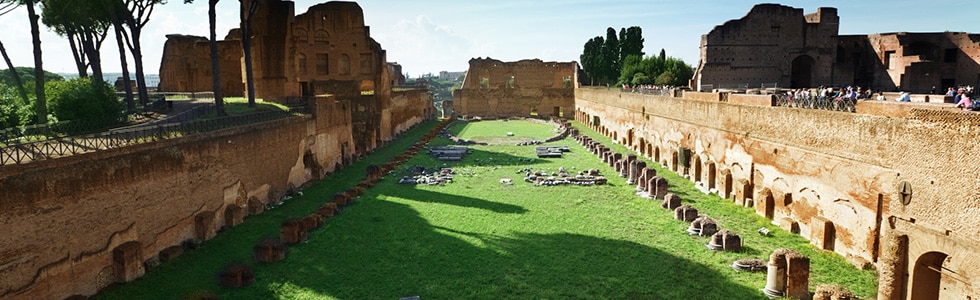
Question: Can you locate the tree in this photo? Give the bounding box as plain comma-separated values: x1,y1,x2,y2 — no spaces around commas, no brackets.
41,0,110,82
0,43,29,105
579,36,604,86
182,0,225,116
619,26,643,65
24,0,47,124
600,27,619,84
118,0,164,106
109,0,136,113
240,0,257,107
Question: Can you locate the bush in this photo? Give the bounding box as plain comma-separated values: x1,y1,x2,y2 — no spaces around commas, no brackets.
47,78,119,130
0,84,35,129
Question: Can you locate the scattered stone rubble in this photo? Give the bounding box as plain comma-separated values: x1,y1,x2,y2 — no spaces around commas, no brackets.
520,167,607,186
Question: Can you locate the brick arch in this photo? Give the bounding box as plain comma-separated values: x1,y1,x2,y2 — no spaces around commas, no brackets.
911,251,947,300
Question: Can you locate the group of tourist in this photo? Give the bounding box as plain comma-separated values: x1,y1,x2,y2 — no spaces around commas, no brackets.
949,86,979,111
784,86,872,103
622,84,674,94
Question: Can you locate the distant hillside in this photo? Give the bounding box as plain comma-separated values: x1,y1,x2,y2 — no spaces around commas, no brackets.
59,73,160,87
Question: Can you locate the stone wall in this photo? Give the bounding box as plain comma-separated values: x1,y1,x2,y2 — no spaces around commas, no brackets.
158,35,244,96
575,88,979,299
453,58,576,118
0,93,434,299
694,4,980,94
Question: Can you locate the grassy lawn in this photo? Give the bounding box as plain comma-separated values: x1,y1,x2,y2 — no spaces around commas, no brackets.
95,119,876,299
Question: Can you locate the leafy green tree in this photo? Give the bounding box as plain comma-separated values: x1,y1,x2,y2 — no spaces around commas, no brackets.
118,0,165,106
41,0,110,81
0,0,48,124
600,27,619,84
619,26,644,65
47,77,120,130
0,67,63,86
579,36,604,86
618,51,695,88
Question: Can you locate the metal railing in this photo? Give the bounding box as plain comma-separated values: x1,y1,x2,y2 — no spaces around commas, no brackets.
773,94,856,112
0,109,304,166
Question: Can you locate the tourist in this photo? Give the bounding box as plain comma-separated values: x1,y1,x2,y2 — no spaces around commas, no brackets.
953,88,965,105
896,91,911,102
945,87,956,97
955,92,973,111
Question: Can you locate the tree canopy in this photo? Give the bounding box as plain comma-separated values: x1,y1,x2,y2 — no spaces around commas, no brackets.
618,49,694,87
580,26,644,86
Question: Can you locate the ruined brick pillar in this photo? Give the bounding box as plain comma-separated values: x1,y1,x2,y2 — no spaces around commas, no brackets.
280,218,307,244
612,153,623,169
785,251,811,298
194,211,216,241
653,177,669,199
218,263,255,288
764,248,810,299
112,241,144,283
628,161,646,185
247,196,265,216
673,205,698,221
225,205,245,227
253,238,287,263
661,193,681,210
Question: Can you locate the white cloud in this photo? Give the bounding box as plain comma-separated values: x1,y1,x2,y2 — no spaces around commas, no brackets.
376,15,483,76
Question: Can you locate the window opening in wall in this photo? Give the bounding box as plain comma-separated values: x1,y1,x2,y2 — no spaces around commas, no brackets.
558,106,564,118
480,77,489,89
884,51,896,69
340,54,351,75
529,106,538,116
506,75,515,88
298,53,308,75
563,76,572,88
677,147,691,168
314,30,329,45
296,28,308,44
944,48,957,63
316,53,329,75
823,221,836,251
360,53,372,74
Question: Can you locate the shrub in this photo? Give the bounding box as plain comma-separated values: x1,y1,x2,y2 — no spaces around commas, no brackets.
47,77,120,131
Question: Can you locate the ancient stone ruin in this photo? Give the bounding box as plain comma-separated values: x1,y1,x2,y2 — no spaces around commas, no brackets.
453,58,577,118
763,248,811,299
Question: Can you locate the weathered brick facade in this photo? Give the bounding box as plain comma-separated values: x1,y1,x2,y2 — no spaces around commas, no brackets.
453,58,577,118
694,4,980,94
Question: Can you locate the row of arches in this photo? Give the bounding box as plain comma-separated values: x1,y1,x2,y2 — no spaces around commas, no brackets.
575,106,964,300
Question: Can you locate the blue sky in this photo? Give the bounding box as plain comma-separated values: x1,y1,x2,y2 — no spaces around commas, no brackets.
0,0,976,77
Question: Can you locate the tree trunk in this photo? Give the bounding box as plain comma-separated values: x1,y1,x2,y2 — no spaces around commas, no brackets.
129,29,149,106
113,18,135,114
241,0,257,107
67,30,88,78
0,39,31,106
209,0,225,116
26,0,46,124
85,30,107,84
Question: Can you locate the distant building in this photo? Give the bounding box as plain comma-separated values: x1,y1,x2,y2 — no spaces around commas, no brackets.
439,71,465,81
692,4,980,93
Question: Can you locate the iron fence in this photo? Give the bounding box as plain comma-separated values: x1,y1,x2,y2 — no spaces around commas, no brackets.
773,94,856,112
0,109,303,166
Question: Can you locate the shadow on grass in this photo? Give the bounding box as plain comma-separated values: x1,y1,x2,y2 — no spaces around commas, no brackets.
394,187,527,214
220,198,763,300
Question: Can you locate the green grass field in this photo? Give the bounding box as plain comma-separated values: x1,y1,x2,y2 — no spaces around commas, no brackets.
95,119,876,300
